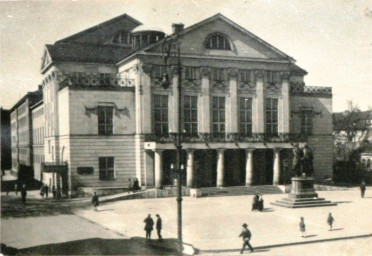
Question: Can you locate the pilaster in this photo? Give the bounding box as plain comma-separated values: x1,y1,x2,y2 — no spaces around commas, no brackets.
254,70,265,133
227,68,238,133
141,64,152,134
279,72,290,133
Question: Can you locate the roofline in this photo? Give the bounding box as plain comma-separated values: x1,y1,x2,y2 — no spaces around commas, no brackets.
30,99,43,110
56,13,142,43
10,90,42,112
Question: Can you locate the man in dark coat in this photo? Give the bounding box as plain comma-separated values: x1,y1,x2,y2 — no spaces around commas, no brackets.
144,214,154,241
302,144,314,176
360,181,366,198
21,184,27,204
239,223,254,253
92,192,99,211
156,214,163,241
292,144,303,176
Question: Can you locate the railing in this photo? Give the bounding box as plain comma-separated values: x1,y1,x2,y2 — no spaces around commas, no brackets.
143,132,308,143
290,83,332,97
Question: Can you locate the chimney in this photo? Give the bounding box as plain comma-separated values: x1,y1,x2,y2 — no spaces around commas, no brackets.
172,23,184,34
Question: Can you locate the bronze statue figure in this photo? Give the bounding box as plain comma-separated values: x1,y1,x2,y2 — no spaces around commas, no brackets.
292,143,303,177
302,144,314,176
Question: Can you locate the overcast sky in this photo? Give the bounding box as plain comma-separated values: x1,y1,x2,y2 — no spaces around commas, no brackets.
0,0,371,112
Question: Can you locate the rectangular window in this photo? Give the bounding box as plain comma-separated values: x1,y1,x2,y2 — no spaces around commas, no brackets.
184,95,198,135
266,98,278,135
98,106,114,135
301,110,313,135
99,73,111,86
212,96,225,134
211,68,225,81
239,97,253,136
71,72,85,84
266,71,281,84
184,67,199,80
154,95,169,135
239,70,253,83
99,157,115,180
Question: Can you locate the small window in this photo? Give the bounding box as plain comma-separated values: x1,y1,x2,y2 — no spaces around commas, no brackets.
206,34,231,50
184,67,199,80
99,157,115,180
211,68,226,81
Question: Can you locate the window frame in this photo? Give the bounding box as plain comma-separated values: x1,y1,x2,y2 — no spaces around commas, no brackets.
153,94,169,136
239,97,253,136
99,157,115,180
265,98,279,135
205,33,232,50
212,96,226,134
183,95,198,135
300,109,313,135
97,106,114,135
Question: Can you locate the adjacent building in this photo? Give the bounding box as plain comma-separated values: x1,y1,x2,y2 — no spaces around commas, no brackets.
35,13,333,196
1,108,11,173
10,87,43,183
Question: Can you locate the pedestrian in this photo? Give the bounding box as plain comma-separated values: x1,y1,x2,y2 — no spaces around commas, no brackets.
91,192,99,211
239,223,254,254
156,214,163,241
360,180,366,198
44,184,49,198
52,185,56,198
21,184,27,204
144,214,154,241
40,185,45,198
14,183,18,195
300,217,306,237
133,178,141,192
327,213,334,230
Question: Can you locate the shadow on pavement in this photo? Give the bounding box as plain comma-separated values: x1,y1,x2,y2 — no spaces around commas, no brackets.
199,233,372,254
330,228,344,231
261,208,275,212
1,237,178,255
334,201,352,204
304,234,318,238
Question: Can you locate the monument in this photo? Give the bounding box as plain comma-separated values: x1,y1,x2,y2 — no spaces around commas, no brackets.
271,144,337,208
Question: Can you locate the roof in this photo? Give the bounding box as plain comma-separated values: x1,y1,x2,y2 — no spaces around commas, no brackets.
56,13,141,44
45,43,134,64
10,88,43,112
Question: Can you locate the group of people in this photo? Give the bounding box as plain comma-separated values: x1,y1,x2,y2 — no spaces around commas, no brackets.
144,214,163,242
299,213,335,238
292,144,314,177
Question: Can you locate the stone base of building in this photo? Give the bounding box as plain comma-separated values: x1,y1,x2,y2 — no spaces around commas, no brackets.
271,176,337,208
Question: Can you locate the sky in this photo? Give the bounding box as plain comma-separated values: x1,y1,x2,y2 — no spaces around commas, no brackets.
0,0,371,112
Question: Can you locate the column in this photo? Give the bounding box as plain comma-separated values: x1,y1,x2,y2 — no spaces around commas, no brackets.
273,148,281,185
254,71,265,133
245,149,255,186
199,67,211,133
227,68,238,133
216,149,225,187
186,149,195,188
279,72,290,133
154,149,164,189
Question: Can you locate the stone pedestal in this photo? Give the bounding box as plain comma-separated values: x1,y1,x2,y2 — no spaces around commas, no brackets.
271,177,337,208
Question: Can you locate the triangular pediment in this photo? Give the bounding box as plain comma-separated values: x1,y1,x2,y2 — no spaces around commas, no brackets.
40,47,52,71
145,14,293,61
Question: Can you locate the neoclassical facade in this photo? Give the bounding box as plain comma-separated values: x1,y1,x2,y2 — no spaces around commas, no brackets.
39,13,332,195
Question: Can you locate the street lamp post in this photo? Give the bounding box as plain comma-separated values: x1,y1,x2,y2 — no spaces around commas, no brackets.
162,34,183,255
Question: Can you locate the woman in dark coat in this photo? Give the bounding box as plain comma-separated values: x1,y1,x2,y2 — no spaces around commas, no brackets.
144,214,154,241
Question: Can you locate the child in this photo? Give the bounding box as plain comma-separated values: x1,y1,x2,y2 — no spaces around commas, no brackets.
327,213,334,230
300,217,306,237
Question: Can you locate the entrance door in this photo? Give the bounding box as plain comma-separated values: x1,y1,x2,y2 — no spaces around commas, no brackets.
194,150,216,187
224,149,245,186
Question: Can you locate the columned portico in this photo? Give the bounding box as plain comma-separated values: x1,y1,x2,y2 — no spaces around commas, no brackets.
186,149,195,188
154,149,164,189
245,148,255,186
273,148,281,185
216,149,225,187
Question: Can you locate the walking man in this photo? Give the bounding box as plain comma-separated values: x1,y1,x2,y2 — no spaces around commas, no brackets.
21,184,27,204
327,213,335,230
91,192,99,211
360,180,366,198
144,214,154,241
300,217,306,237
239,223,254,254
156,214,163,241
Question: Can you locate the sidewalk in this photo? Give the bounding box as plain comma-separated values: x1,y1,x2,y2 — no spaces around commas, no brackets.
74,190,372,255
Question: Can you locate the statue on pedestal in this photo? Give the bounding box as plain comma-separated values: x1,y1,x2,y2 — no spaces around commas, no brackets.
302,144,314,176
292,143,303,177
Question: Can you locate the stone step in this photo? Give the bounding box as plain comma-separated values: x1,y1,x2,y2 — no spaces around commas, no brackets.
199,186,283,197
271,201,337,208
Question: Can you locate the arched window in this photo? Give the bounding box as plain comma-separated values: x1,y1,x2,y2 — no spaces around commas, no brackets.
205,33,231,50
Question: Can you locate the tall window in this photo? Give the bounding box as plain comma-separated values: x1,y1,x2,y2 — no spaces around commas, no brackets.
206,34,231,50
98,106,113,135
266,71,281,84
154,95,168,135
212,96,225,134
239,70,254,83
301,110,313,135
184,95,198,135
266,98,278,135
184,67,199,80
211,68,226,81
239,97,253,136
99,157,115,180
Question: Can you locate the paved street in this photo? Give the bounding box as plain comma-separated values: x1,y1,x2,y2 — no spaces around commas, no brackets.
1,189,372,255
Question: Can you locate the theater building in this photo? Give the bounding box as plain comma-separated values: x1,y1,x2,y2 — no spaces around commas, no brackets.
39,13,332,195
